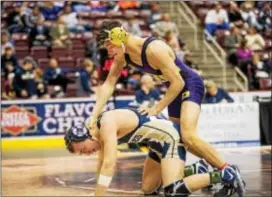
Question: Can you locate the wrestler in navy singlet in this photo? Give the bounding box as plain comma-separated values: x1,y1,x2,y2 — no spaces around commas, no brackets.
125,37,205,118
97,108,186,162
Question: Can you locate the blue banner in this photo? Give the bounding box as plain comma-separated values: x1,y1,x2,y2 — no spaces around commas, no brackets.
1,98,134,138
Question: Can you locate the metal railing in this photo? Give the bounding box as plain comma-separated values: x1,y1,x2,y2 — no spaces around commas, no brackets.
177,2,199,49
233,67,249,91
168,1,249,91
203,30,227,89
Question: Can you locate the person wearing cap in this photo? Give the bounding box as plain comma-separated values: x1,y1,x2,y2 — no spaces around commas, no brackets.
64,108,243,197
88,20,245,197
204,80,234,104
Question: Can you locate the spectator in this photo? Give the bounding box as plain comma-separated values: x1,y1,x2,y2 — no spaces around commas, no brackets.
124,16,143,37
135,75,160,106
86,37,99,64
90,1,110,12
258,2,272,31
228,1,244,27
50,15,72,48
100,49,129,87
43,58,74,93
204,80,234,104
237,40,253,61
2,74,16,100
61,4,84,33
34,67,50,98
1,46,19,79
40,1,62,21
1,30,14,55
54,1,65,8
205,3,230,37
236,40,254,75
22,5,44,31
117,1,140,10
147,3,162,26
249,53,270,89
224,26,242,65
6,6,24,33
240,3,261,30
163,30,184,60
102,57,129,88
245,27,265,51
153,13,179,38
77,59,98,96
20,2,32,16
13,57,38,99
127,69,143,90
72,1,91,12
29,16,51,47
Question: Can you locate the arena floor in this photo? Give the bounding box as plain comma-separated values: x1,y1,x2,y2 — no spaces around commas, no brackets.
2,146,271,196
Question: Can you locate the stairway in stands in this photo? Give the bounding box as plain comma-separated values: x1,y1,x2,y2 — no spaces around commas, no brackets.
159,2,240,91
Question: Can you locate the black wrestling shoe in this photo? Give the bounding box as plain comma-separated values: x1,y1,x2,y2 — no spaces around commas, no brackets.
214,165,246,197
213,183,236,197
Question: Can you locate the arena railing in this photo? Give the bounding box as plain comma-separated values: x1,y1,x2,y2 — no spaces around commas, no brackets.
203,30,228,89
204,31,249,91
177,1,249,91
176,2,199,49
234,67,249,91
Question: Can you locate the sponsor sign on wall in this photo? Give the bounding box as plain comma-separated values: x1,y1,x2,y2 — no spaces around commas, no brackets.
198,102,260,147
1,98,131,137
1,97,261,147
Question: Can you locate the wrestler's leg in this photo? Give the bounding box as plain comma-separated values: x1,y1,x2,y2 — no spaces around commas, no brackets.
163,171,223,197
180,101,226,168
169,116,203,159
160,144,221,197
180,101,245,196
141,152,162,194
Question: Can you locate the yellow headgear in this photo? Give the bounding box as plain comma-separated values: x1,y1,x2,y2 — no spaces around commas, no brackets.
105,27,128,46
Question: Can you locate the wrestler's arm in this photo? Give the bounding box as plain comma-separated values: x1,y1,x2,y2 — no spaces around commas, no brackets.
94,114,118,196
96,145,104,181
149,41,185,113
91,56,125,122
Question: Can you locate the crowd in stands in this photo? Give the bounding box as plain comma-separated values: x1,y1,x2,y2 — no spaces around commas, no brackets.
1,1,199,101
2,1,269,104
190,1,272,90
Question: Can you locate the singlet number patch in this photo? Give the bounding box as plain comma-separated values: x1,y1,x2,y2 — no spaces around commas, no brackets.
130,135,143,143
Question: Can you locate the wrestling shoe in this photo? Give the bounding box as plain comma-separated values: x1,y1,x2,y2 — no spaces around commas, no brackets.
217,165,246,197
213,183,236,197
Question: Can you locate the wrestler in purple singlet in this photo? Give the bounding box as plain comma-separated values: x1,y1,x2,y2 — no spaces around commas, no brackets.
124,37,205,118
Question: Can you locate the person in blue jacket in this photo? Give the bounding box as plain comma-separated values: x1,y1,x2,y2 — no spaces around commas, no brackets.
135,74,160,106
204,80,234,104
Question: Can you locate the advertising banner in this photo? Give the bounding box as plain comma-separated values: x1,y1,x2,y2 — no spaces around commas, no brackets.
198,102,260,147
1,97,261,147
1,97,132,138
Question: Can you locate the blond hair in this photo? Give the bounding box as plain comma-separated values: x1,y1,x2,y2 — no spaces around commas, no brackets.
83,59,94,68
204,80,217,89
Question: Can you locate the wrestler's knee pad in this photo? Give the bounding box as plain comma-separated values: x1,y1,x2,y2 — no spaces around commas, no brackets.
164,179,191,197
